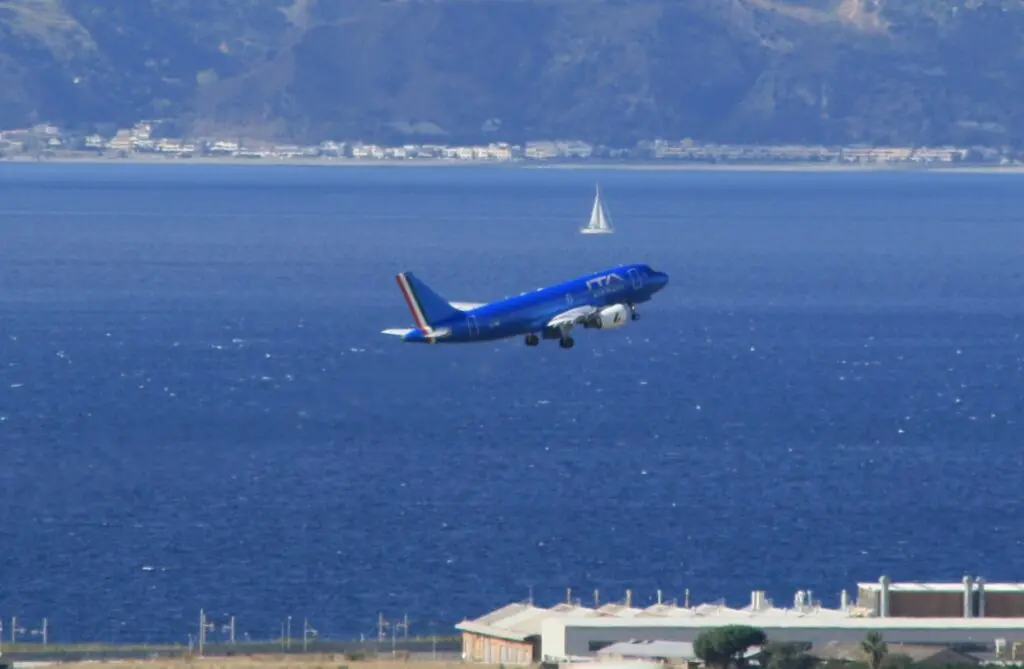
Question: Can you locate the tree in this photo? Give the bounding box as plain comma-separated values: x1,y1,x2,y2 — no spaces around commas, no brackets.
694,625,768,669
861,631,889,669
881,652,913,669
760,641,817,669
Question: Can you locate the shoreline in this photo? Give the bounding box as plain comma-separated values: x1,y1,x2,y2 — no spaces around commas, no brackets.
2,153,1023,174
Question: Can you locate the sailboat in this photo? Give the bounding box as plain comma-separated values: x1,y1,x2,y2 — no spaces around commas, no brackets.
580,185,614,235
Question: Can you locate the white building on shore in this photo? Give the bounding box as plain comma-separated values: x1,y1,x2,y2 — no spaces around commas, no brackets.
456,577,1024,665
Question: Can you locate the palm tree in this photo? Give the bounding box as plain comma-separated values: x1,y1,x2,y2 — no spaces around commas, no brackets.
861,631,889,669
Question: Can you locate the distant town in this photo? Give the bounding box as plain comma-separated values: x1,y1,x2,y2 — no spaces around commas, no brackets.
0,119,1019,167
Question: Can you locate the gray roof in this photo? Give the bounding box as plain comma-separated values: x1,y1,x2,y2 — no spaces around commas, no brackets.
598,639,696,659
456,602,602,642
598,640,762,661
457,596,1024,644
598,640,698,660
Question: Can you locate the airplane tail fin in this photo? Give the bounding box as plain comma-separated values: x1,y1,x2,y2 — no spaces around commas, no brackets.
395,272,464,330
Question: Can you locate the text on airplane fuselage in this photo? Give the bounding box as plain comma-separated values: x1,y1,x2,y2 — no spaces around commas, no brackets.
585,273,624,291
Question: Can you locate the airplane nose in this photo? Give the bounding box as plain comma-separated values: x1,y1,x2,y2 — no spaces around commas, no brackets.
652,272,669,290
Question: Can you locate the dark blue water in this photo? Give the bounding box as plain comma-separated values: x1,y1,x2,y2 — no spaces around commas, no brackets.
1,162,1023,644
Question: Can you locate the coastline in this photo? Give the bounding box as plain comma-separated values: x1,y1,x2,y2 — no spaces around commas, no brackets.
3,153,1023,174
537,161,1024,174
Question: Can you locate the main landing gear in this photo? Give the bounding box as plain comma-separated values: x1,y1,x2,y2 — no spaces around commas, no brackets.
524,333,574,349
629,303,641,321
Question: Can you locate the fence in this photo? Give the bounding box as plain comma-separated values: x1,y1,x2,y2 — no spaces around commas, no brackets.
0,639,463,663
0,613,463,663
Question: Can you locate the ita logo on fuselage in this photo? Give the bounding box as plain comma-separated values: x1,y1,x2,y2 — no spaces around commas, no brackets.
585,272,625,294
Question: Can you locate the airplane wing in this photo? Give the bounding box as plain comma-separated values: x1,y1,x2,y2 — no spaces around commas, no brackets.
450,301,486,311
546,306,599,333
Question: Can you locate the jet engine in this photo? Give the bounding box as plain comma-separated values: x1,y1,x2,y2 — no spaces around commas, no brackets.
585,303,631,330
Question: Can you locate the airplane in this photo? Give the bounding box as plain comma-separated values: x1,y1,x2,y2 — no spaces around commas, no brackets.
382,263,669,349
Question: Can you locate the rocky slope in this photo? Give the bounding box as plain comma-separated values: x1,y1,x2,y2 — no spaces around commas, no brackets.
2,0,1023,145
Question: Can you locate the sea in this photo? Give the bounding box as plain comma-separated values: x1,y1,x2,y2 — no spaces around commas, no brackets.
1,161,1023,645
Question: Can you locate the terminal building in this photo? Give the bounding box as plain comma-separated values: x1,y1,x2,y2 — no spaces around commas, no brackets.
456,576,1024,665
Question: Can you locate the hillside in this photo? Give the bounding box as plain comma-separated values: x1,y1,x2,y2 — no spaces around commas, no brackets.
2,0,1024,146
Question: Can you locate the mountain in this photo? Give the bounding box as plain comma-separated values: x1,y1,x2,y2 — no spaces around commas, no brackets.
2,0,1024,146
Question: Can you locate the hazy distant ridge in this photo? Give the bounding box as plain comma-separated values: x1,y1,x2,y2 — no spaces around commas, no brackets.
2,0,1023,146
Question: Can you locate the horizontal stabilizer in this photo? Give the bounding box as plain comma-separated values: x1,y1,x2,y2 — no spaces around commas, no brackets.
382,328,414,337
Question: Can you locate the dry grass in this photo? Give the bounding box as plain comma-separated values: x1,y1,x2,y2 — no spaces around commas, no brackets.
57,658,473,669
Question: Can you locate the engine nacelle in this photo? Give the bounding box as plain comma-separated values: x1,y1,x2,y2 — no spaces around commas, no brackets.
585,303,631,330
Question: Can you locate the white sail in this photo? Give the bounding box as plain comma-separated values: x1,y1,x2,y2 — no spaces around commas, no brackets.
580,185,614,234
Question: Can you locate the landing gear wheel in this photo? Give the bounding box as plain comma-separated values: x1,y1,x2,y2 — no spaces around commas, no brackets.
629,304,640,321
525,334,539,347
559,337,575,349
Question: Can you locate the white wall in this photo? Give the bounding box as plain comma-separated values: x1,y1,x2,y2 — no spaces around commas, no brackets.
545,623,1024,659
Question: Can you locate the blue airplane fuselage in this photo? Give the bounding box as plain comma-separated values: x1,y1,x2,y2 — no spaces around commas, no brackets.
397,263,669,344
